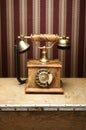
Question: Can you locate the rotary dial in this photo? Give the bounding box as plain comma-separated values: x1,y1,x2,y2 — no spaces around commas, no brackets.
35,69,53,88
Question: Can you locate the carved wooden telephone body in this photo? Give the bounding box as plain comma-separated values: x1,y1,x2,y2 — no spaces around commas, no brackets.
15,34,70,94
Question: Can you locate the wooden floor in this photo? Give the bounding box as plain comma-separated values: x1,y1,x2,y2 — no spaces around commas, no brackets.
0,78,86,130
0,111,86,130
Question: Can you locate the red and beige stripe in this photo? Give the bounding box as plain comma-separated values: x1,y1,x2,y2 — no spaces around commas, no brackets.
33,0,40,59
58,0,67,77
0,0,86,78
78,0,85,76
71,0,80,77
65,0,72,77
1,0,8,77
40,0,46,34
0,1,2,76
83,1,86,76
6,0,14,77
19,0,28,77
27,0,33,59
53,0,59,59
46,0,53,59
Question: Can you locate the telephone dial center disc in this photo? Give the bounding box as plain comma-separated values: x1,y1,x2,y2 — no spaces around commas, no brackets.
35,69,53,88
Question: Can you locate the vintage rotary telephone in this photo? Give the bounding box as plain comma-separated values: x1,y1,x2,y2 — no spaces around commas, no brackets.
14,34,70,93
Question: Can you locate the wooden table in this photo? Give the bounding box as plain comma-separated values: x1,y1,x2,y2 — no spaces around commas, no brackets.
0,78,86,130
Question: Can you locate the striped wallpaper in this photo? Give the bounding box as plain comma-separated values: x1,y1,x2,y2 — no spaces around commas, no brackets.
0,0,86,78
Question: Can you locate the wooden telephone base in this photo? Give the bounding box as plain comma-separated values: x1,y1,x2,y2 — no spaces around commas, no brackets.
25,60,63,94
